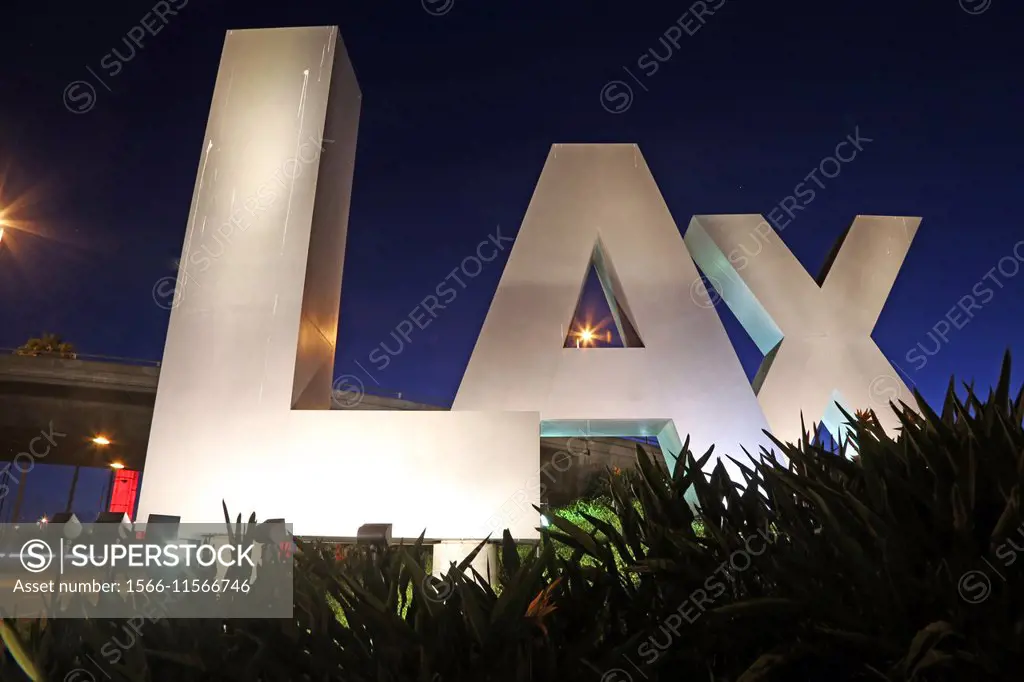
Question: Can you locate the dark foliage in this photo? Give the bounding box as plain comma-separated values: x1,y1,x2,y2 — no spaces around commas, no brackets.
2,354,1022,681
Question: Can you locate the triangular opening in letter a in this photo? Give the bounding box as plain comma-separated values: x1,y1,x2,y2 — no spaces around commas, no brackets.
564,243,645,348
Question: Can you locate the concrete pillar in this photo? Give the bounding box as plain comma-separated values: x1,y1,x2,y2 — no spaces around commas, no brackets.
10,465,29,522
432,541,498,586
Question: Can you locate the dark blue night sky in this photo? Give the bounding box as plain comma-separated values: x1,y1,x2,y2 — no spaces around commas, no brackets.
1,0,1022,519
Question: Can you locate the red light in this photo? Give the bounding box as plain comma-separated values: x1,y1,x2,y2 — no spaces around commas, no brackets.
108,469,140,519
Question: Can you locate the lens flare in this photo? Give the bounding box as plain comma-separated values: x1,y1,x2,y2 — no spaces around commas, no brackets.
569,314,614,347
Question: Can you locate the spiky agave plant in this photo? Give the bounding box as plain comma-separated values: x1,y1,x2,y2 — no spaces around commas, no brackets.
548,352,1024,681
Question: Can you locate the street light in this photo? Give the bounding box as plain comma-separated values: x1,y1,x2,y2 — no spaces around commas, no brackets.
109,461,125,470
65,435,113,514
0,192,30,253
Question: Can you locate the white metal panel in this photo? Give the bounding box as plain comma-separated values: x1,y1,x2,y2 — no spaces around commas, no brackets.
138,26,540,539
684,214,921,445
